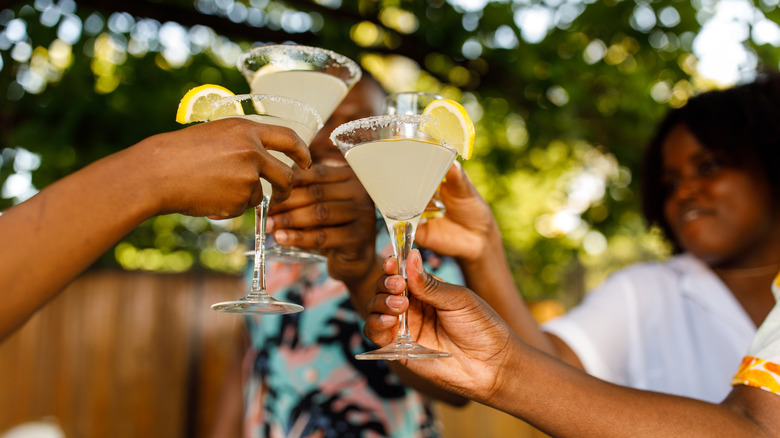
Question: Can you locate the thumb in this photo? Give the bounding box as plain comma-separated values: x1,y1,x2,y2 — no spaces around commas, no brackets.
441,161,473,198
405,249,471,312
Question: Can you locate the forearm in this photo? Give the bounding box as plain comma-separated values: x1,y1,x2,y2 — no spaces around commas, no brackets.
0,146,157,341
458,224,557,356
342,253,384,319
485,338,772,438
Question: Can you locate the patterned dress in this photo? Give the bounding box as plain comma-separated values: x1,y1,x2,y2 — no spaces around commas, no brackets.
731,271,780,395
243,223,464,438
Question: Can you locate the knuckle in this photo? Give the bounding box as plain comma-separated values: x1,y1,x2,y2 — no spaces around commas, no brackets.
308,183,325,201
314,164,330,178
275,213,291,227
314,229,328,249
422,272,439,291
314,203,330,221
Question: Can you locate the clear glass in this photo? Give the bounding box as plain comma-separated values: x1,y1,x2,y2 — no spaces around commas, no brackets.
238,44,362,264
209,94,322,314
331,114,454,360
383,92,447,222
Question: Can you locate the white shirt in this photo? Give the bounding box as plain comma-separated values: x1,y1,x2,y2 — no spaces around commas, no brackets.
543,253,757,403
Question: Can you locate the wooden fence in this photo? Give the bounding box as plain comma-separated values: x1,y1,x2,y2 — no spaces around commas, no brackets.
0,270,548,438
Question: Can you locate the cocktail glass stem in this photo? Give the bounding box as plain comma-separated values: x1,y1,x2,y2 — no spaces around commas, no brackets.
355,216,451,360
211,194,303,314
392,219,415,343
250,197,269,297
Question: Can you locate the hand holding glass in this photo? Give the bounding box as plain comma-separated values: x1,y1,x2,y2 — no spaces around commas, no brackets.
238,44,362,263
331,114,454,360
209,94,322,314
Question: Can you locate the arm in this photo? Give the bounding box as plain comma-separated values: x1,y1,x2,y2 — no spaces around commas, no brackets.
364,250,780,437
0,119,311,342
415,163,581,366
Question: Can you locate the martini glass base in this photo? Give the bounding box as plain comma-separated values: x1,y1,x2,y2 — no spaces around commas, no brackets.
266,246,327,264
244,248,327,264
356,340,451,360
211,295,303,314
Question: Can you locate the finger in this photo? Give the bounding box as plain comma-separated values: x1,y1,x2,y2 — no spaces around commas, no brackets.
272,221,371,250
383,255,399,276
292,163,354,186
269,180,370,215
263,172,293,206
404,249,468,311
270,200,369,231
247,152,295,206
247,174,267,209
381,274,406,295
440,160,476,199
254,123,312,170
363,313,401,347
368,288,408,315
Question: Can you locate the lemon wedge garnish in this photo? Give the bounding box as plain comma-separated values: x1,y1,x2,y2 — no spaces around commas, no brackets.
422,98,475,160
176,84,241,124
251,63,287,79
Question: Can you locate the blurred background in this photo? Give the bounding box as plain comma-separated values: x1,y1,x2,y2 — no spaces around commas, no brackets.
1,0,780,436
3,0,780,300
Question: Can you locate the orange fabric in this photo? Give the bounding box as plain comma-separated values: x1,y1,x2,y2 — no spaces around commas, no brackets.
732,356,780,395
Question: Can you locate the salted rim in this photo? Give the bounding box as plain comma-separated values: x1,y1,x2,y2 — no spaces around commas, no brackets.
329,114,438,146
213,93,324,130
237,44,362,87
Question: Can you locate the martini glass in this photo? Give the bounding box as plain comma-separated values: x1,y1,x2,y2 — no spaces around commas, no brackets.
238,44,362,264
330,114,455,360
383,92,447,222
210,94,323,314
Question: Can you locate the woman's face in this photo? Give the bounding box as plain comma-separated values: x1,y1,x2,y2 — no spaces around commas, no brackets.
661,124,777,267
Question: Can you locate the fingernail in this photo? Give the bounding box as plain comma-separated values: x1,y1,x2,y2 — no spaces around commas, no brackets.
379,314,397,325
265,217,275,231
384,277,400,290
414,251,424,275
274,230,288,244
386,296,404,310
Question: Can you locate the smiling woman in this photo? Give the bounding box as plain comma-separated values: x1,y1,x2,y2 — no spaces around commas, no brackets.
407,69,780,412
657,124,775,269
542,70,780,402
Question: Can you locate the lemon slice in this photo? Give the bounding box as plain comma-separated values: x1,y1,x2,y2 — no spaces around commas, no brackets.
176,84,241,124
422,98,475,159
252,63,287,79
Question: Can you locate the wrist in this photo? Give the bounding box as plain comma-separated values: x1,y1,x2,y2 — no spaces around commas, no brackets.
480,335,528,415
458,219,506,276
125,133,175,217
340,251,382,290
341,253,384,318
92,140,162,221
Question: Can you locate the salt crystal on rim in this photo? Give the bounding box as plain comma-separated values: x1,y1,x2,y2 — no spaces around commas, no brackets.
237,44,362,87
211,93,324,130
329,114,434,146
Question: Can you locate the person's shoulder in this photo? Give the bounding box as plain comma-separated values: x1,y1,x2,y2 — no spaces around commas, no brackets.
588,254,699,303
604,254,691,282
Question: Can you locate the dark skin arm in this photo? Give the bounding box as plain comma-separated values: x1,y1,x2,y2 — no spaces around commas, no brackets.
0,119,311,342
364,250,780,437
415,162,583,368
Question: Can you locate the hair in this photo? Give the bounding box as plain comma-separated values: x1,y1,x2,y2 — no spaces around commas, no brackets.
640,70,780,252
